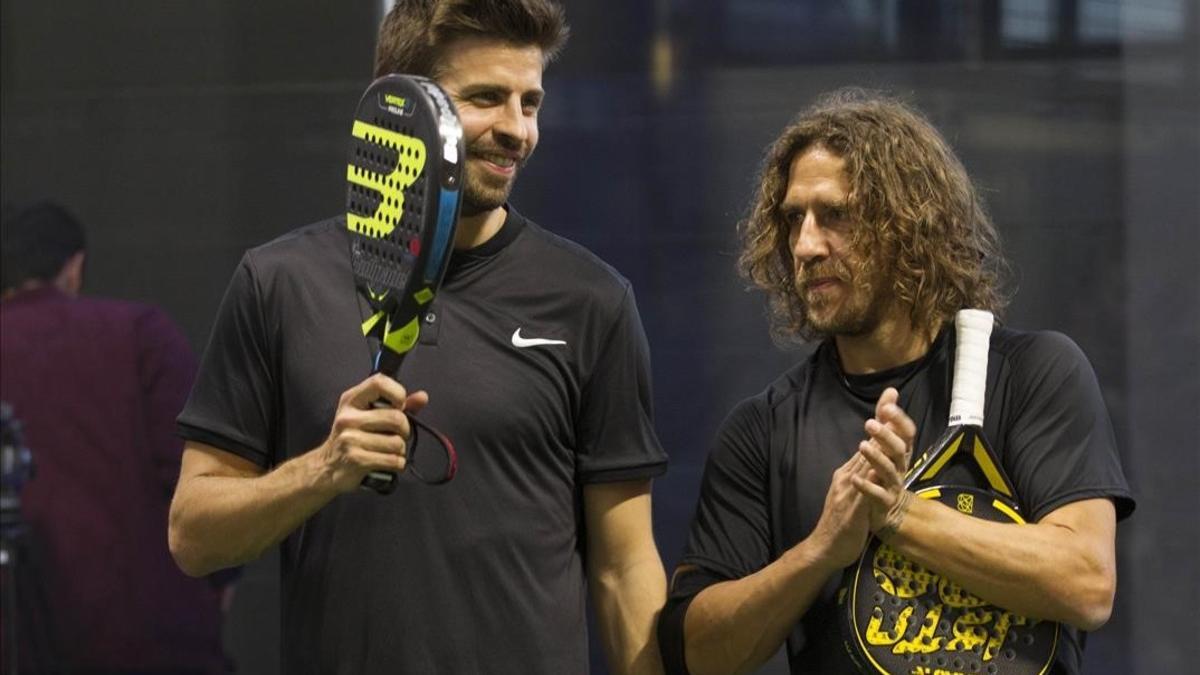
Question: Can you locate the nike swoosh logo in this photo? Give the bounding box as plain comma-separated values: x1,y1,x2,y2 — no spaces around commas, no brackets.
511,328,567,348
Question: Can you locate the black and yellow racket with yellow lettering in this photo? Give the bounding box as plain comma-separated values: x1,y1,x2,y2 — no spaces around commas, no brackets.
346,74,463,493
840,310,1059,674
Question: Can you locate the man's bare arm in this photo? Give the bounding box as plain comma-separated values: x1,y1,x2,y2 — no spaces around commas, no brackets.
168,374,424,576
586,480,667,675
682,388,913,675
681,457,868,675
855,421,1118,631
871,492,1117,630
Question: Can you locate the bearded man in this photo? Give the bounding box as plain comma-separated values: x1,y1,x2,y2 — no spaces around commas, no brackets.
169,2,667,673
657,89,1134,675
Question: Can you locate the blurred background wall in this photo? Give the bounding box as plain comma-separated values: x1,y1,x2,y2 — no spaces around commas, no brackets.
2,1,1196,672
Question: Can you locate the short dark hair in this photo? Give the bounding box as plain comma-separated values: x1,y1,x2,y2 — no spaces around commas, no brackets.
374,0,569,79
738,88,1011,342
1,201,87,291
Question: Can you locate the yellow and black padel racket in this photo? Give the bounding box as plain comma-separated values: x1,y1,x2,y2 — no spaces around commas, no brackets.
346,74,463,493
840,310,1059,674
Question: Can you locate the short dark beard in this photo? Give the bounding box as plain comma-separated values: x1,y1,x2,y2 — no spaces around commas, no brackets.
459,173,513,216
800,254,892,339
459,152,520,215
458,194,491,218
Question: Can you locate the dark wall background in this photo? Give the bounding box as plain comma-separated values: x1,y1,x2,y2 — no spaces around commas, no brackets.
3,1,1197,673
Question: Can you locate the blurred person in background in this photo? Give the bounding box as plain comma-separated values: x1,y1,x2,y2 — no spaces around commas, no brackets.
1,200,230,674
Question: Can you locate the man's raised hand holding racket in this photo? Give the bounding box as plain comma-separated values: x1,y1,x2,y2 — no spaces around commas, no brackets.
312,373,429,492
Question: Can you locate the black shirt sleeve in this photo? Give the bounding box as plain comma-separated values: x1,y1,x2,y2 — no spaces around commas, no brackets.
660,397,773,674
1001,331,1135,521
660,565,728,675
680,396,774,576
575,284,668,483
177,254,277,468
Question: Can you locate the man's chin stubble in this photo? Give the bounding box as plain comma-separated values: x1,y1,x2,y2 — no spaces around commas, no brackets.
459,170,515,216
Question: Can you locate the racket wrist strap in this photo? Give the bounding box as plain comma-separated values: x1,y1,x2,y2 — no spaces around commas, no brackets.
406,414,458,485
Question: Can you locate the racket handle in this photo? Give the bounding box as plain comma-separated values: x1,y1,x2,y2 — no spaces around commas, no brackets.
359,398,401,495
948,309,994,427
361,469,399,494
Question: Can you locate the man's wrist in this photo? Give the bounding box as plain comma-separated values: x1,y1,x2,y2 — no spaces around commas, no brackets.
296,445,345,497
875,490,914,543
791,528,857,574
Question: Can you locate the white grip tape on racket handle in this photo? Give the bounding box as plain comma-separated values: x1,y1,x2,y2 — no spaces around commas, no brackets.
948,309,994,427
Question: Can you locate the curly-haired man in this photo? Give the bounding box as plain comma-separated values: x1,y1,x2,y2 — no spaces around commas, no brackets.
658,89,1133,675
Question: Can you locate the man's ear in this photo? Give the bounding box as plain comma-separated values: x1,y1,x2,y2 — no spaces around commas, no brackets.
55,251,86,296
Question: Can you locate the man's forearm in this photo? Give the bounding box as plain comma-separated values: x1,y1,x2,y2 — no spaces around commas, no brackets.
169,449,338,576
887,497,1117,630
592,554,667,675
683,537,841,675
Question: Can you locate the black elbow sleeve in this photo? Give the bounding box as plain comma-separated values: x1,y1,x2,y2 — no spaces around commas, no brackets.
659,566,727,675
659,591,696,675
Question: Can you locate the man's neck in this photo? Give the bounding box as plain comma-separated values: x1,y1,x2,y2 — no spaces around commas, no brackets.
453,205,507,250
833,310,939,375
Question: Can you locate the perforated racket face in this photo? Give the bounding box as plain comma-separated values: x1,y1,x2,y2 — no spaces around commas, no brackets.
841,486,1058,675
347,77,437,309
345,75,462,369
347,125,427,303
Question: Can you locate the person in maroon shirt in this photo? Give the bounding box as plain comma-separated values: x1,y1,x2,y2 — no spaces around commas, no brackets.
0,201,228,674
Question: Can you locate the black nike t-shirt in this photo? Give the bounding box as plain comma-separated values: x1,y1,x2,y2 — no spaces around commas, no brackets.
179,206,667,673
664,326,1134,675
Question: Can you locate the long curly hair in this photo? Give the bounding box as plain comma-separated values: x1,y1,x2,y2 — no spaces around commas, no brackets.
738,88,1011,343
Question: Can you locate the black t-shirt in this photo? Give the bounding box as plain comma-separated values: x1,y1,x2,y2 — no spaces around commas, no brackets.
666,326,1134,674
179,206,667,673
